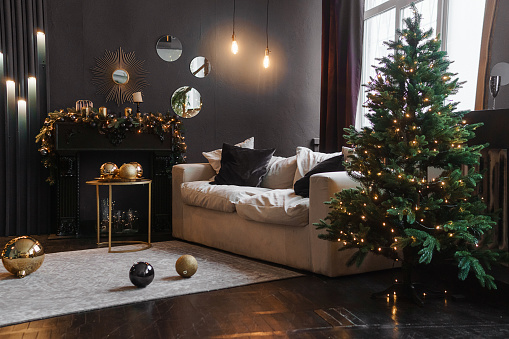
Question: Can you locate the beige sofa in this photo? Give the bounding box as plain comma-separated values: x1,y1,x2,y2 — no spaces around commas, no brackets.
172,162,395,277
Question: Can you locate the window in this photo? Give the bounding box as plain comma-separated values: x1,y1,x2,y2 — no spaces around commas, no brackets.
356,0,486,129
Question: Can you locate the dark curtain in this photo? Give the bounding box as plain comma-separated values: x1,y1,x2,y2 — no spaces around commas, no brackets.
0,0,49,236
320,0,364,152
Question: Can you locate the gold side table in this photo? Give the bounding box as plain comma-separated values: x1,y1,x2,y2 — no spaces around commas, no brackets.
86,179,152,253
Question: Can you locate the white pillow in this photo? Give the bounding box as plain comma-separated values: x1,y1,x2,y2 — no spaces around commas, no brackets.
260,155,297,189
342,146,355,162
293,146,342,183
202,137,254,174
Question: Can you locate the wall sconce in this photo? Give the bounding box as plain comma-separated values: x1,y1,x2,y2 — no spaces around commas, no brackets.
263,0,270,68
231,0,238,54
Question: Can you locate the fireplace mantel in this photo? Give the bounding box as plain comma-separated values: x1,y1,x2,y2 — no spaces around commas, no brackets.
54,123,175,236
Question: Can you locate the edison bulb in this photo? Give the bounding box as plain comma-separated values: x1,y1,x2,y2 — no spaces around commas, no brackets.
231,35,238,54
263,48,270,68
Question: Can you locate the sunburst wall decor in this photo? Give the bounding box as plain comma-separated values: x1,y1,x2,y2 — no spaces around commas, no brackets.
91,47,149,105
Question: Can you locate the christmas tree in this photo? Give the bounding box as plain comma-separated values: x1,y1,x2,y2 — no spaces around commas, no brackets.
316,6,506,291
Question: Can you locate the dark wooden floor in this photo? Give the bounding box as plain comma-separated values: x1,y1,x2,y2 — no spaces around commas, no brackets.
1,235,509,338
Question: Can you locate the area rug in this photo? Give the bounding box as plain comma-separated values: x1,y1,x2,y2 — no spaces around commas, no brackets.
0,241,302,327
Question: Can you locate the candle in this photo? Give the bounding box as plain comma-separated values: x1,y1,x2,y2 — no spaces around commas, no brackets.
85,107,91,117
132,92,143,103
99,106,107,118
124,107,132,117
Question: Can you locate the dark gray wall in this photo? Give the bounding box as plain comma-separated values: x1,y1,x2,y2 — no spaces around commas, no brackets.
487,2,509,110
46,0,322,162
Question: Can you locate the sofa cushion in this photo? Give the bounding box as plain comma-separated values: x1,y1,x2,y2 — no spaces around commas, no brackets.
294,147,342,183
294,155,345,198
202,137,255,174
181,181,270,212
236,189,309,227
260,155,297,189
212,143,275,187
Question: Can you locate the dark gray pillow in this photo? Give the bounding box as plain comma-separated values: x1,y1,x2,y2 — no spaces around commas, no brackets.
211,143,275,187
294,155,345,197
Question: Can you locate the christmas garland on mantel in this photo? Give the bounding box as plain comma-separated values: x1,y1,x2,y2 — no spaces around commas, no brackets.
35,108,187,184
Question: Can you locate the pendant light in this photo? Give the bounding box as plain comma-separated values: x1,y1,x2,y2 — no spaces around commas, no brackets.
263,0,270,68
231,0,238,54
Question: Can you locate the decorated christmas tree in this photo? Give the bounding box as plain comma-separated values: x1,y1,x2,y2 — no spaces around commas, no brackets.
316,6,506,292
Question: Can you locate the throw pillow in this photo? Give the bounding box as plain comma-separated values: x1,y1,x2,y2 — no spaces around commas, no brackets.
293,146,342,183
212,143,275,187
342,146,355,162
202,137,254,174
294,155,345,197
260,155,297,189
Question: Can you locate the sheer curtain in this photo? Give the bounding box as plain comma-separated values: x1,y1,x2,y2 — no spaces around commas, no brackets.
320,0,364,152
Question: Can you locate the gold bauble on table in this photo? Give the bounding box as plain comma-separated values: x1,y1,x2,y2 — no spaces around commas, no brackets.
100,162,119,179
175,254,198,278
2,236,45,278
119,163,138,180
129,162,143,178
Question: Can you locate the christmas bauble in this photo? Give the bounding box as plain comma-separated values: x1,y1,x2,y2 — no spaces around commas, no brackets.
175,255,198,278
119,163,137,180
129,262,154,288
2,236,45,278
129,162,143,178
100,162,118,179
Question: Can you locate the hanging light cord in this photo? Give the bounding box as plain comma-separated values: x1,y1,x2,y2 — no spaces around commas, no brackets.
266,0,269,49
233,0,236,36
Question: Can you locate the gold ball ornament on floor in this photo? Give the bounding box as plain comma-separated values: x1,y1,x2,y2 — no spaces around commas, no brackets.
1,236,45,278
100,162,119,179
119,163,138,180
129,162,143,178
175,255,198,278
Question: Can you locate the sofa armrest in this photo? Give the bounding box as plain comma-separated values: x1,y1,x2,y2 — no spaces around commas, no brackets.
308,171,358,275
172,163,216,237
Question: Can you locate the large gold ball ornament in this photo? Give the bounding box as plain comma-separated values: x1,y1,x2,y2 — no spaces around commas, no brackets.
1,236,45,278
129,162,143,178
119,163,138,180
100,162,119,179
175,254,198,278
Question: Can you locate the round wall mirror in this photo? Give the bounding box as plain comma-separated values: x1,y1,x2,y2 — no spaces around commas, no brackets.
491,62,509,86
156,35,183,62
112,69,129,84
171,86,202,118
190,56,211,78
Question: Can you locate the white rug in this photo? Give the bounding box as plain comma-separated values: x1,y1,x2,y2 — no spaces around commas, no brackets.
0,241,302,327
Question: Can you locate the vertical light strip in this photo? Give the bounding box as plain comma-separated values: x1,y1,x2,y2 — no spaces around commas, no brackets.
27,77,37,117
36,32,46,64
18,99,27,132
6,80,16,119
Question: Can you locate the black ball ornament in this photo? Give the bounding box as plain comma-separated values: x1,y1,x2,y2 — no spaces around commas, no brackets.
129,262,154,288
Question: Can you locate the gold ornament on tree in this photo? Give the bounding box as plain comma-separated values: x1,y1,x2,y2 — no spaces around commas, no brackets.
175,254,198,278
2,236,45,278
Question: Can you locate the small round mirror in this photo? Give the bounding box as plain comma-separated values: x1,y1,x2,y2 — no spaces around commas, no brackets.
491,62,509,86
112,69,129,84
171,86,202,118
156,35,183,62
190,56,211,78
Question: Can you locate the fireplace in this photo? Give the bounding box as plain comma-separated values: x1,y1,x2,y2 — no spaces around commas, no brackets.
54,123,175,236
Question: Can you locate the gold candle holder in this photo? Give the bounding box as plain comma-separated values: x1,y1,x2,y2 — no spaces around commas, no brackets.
99,106,108,118
124,107,132,117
